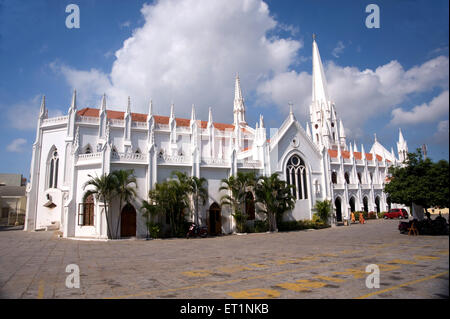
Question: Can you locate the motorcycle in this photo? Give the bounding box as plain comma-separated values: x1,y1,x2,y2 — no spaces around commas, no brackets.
186,223,208,239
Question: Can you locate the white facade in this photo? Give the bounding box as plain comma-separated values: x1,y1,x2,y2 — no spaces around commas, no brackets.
24,39,409,238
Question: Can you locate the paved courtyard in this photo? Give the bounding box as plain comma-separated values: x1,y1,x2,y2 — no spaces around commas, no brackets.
0,219,448,299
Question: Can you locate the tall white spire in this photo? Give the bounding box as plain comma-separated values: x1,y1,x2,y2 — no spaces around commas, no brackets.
208,107,213,124
39,95,46,118
312,35,329,104
126,96,131,115
170,102,175,119
191,104,196,122
233,74,246,125
397,128,408,163
69,89,77,112
100,93,106,113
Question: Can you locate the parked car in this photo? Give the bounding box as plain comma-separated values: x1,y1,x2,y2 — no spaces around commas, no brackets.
385,208,408,219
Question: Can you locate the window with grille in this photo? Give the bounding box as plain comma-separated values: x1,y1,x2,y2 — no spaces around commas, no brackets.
286,155,308,200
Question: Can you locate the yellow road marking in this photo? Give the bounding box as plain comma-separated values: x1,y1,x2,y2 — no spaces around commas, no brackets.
277,279,327,292
387,259,417,265
355,271,449,299
227,288,280,299
248,263,269,268
217,265,253,273
182,270,211,277
413,255,440,260
37,280,45,299
313,275,346,283
436,250,449,255
333,268,367,279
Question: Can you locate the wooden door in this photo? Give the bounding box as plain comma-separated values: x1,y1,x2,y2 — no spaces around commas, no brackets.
121,204,136,237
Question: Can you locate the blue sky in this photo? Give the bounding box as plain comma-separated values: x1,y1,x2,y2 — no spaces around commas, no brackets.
0,0,448,180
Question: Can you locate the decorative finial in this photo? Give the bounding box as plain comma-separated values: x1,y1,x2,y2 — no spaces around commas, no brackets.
312,33,316,41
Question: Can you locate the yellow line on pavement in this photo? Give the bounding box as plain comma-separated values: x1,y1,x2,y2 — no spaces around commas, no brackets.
355,271,449,299
37,280,45,299
105,253,385,299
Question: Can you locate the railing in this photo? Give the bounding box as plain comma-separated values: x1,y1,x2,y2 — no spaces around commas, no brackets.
132,121,147,129
177,126,191,133
158,154,191,164
42,116,69,126
77,116,99,124
201,157,230,166
109,119,124,126
111,152,147,162
157,124,170,130
238,159,261,168
77,152,102,163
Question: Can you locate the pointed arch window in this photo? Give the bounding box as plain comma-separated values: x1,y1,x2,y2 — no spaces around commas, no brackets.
286,154,308,200
344,172,350,184
84,144,92,154
331,172,337,184
78,194,94,226
357,172,362,184
47,149,59,189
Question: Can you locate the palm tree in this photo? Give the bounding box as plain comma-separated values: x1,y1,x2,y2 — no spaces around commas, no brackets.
83,173,116,239
255,173,296,232
172,171,208,226
220,172,257,232
149,179,190,237
112,169,137,239
141,199,159,239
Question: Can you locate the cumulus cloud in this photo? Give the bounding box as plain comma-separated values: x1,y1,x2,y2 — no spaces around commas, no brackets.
55,0,301,121
390,90,449,125
257,55,449,138
6,138,27,152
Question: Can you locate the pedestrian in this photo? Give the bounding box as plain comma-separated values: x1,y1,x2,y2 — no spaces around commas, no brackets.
351,212,355,224
359,213,365,224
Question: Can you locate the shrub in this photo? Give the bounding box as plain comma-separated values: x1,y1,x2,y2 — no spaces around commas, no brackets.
378,212,386,219
254,220,269,232
353,211,360,220
368,211,377,219
313,200,332,224
277,220,330,232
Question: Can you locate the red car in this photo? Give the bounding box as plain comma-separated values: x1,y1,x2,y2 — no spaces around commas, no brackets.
384,208,408,219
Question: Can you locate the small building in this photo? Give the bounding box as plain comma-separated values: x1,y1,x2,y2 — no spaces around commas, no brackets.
0,174,27,226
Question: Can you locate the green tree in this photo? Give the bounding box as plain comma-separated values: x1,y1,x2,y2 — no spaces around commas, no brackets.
313,199,332,225
112,169,137,239
172,172,208,226
149,177,190,237
141,199,160,239
219,172,257,233
384,149,449,211
254,173,296,232
83,173,116,239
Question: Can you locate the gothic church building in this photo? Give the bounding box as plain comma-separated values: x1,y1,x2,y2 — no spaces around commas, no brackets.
24,38,408,238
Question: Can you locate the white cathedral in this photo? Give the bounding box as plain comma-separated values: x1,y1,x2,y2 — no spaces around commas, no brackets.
24,38,409,239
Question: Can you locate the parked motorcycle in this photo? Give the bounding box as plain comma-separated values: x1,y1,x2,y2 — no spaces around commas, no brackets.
186,223,208,239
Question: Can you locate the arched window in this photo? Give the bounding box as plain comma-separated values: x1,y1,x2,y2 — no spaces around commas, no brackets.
84,145,92,154
286,154,308,200
357,172,362,184
369,172,373,183
344,172,350,184
331,172,337,184
47,148,59,189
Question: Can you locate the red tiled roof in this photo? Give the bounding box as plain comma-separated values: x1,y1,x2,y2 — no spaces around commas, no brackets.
328,149,338,158
327,149,385,162
77,107,235,131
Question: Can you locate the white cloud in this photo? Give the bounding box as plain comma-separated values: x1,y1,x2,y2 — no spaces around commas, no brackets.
54,0,301,121
6,138,27,152
332,41,345,58
5,94,64,131
257,55,449,138
390,90,449,125
433,119,449,144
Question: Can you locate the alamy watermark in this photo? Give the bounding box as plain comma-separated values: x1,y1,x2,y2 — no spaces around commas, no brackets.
65,264,80,288
65,4,80,29
365,264,380,289
365,4,380,29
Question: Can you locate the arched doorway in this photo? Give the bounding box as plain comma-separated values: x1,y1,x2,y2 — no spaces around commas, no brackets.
335,197,342,222
375,196,380,213
246,192,255,220
349,197,356,213
121,203,136,237
208,203,221,236
363,197,369,213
